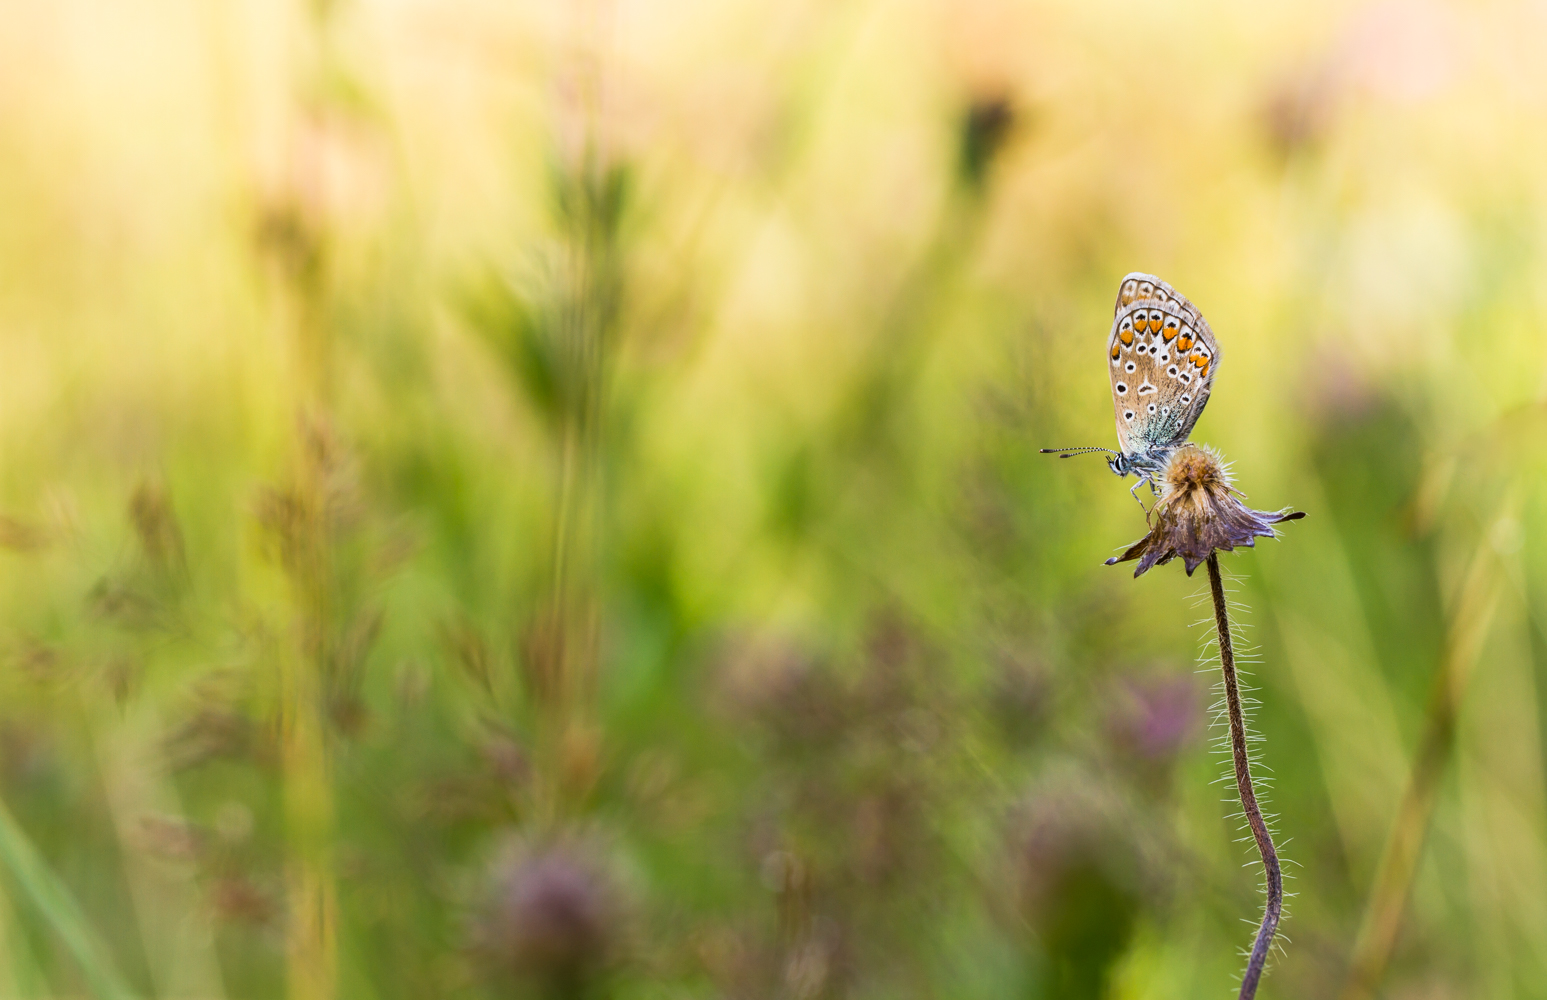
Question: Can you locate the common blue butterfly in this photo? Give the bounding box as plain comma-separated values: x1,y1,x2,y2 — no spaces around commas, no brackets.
1042,273,1222,508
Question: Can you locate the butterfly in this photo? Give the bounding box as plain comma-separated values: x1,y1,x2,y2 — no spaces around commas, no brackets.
1042,272,1222,509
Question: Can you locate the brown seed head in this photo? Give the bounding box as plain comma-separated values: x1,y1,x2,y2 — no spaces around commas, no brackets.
1107,444,1303,577
1164,444,1229,500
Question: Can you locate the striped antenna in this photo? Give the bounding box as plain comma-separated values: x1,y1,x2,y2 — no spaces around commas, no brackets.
1039,445,1117,458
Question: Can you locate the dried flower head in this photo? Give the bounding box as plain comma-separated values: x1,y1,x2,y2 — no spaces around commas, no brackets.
1106,444,1303,577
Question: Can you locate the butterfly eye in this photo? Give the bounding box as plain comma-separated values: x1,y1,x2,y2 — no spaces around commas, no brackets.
1115,382,1127,394
1125,362,1136,372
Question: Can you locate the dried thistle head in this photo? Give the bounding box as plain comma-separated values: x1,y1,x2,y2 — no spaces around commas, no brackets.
1106,444,1303,577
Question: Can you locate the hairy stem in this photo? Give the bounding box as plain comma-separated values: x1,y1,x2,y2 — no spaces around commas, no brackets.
1208,554,1282,1000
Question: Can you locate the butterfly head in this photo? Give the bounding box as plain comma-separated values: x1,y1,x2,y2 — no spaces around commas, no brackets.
1107,452,1130,478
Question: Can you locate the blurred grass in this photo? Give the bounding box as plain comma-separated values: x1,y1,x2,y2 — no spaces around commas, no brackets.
0,1,1543,999
0,796,136,1000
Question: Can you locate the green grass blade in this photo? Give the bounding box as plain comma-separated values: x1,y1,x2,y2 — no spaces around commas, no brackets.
0,796,138,1000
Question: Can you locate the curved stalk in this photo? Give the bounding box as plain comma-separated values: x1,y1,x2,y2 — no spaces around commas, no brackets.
1208,553,1283,1000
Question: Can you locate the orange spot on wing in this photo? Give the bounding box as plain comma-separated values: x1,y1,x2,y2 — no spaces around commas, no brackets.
1192,354,1207,369
1111,343,1121,359
1119,327,1134,345
1163,323,1179,341
1177,334,1193,351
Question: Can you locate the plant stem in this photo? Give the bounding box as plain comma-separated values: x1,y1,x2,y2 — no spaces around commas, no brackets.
1208,553,1282,1000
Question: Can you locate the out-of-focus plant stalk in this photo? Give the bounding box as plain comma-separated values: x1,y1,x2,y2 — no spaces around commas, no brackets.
266,7,350,996
277,298,339,1000
530,147,621,822
278,445,340,1000
265,214,339,1000
519,3,626,821
281,648,337,1000
1207,554,1281,1000
1340,538,1504,1000
268,299,341,1000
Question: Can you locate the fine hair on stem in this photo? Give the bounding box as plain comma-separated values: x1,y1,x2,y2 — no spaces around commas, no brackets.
1207,553,1282,1000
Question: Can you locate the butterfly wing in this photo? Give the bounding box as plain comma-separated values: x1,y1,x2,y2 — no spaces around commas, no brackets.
1107,272,1221,457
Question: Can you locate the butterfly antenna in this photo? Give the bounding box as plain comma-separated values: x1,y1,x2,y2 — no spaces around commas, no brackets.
1039,446,1116,458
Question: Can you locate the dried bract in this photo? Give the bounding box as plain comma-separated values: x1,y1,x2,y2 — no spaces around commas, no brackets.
1107,445,1303,577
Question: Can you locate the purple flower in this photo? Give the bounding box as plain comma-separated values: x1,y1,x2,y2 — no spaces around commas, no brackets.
1109,675,1200,764
476,839,617,992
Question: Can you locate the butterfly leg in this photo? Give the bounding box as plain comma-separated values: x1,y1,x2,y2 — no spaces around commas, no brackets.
1129,477,1151,519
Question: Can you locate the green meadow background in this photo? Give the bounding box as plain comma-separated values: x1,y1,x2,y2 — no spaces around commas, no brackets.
0,1,1541,998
